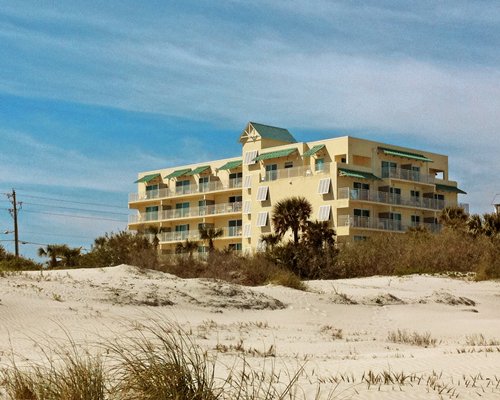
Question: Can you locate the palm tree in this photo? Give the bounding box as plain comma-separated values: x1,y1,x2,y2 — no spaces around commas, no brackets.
37,244,67,268
302,220,336,250
271,196,312,244
482,212,500,238
439,206,468,231
199,225,223,252
175,239,199,260
260,233,282,251
146,225,161,252
61,246,82,267
467,214,484,237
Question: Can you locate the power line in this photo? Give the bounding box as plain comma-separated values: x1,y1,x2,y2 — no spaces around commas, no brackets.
22,202,129,216
20,209,127,222
17,193,128,209
22,231,95,239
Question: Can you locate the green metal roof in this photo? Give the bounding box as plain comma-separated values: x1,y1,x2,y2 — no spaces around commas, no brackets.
338,168,381,180
249,122,297,143
164,168,191,179
186,165,210,176
134,173,160,183
218,159,242,170
379,147,433,162
254,148,297,162
435,184,467,194
303,144,325,157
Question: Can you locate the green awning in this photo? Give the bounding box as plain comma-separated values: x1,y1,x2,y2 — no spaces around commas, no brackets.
164,168,191,179
435,184,467,194
303,144,325,157
134,173,160,183
254,148,297,162
218,160,242,170
338,168,381,180
379,147,433,162
186,165,210,176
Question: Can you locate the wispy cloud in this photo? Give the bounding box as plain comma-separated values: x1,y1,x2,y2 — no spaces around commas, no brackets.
0,1,499,219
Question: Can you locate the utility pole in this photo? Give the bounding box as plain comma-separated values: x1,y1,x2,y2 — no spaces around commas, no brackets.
7,189,21,257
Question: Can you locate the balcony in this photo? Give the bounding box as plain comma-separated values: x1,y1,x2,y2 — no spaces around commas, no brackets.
260,163,331,182
129,178,242,203
338,187,451,210
155,226,242,243
129,202,242,224
381,166,436,184
338,215,441,233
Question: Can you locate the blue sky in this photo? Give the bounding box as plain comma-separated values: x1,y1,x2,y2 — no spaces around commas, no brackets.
1,1,499,259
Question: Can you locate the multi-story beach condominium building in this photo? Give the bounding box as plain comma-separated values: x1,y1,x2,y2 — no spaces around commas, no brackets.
128,122,466,254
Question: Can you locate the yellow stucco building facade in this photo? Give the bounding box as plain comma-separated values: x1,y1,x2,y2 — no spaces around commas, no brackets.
128,122,467,255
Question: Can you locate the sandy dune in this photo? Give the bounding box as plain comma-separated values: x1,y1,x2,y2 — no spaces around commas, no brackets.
1,265,499,399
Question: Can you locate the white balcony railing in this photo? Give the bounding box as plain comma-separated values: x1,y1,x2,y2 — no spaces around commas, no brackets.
338,215,441,233
338,187,447,210
129,202,242,224
260,163,331,182
155,226,242,243
381,167,436,184
129,178,242,202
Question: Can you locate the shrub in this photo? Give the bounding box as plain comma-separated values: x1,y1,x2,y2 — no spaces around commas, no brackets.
80,231,158,269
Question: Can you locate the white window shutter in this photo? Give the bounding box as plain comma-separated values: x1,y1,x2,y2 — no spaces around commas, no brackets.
256,212,268,227
256,186,269,201
243,201,252,214
243,224,252,238
318,178,331,194
244,150,258,165
318,205,331,221
243,175,252,188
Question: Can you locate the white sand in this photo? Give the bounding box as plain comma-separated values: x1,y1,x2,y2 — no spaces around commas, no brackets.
1,265,499,399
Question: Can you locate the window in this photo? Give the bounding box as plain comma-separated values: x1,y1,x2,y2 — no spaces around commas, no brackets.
145,185,159,199
229,195,242,203
176,180,191,194
381,161,397,178
229,172,243,188
243,201,252,214
354,208,370,227
390,213,402,230
175,202,190,217
410,190,420,206
315,158,325,172
256,186,269,201
318,178,331,194
228,220,242,236
199,176,209,192
145,206,158,221
243,224,252,238
284,161,293,169
244,150,258,165
256,212,268,227
390,187,401,204
175,224,189,240
354,209,370,217
198,199,214,215
317,205,331,221
243,175,252,189
411,215,420,226
265,164,278,181
352,182,369,200
228,243,242,251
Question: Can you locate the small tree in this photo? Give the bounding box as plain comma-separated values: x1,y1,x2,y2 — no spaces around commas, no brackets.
199,226,223,252
439,206,468,231
175,239,199,260
271,196,312,244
